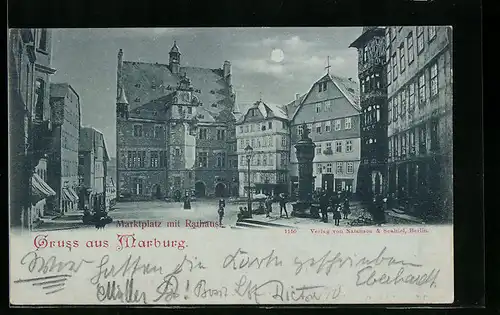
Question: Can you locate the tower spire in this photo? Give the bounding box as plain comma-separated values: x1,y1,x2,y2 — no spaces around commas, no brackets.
325,56,331,74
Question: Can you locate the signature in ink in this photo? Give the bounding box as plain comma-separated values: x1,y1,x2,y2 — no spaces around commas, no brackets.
20,251,94,275
13,274,72,295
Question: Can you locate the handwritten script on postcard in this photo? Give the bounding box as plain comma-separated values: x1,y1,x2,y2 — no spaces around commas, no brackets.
10,227,454,305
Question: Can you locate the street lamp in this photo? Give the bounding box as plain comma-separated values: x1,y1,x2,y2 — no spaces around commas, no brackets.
244,144,254,218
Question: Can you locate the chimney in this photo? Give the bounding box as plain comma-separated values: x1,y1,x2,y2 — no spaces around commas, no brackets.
295,93,301,106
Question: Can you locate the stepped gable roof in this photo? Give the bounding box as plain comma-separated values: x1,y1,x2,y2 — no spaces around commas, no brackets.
121,61,231,115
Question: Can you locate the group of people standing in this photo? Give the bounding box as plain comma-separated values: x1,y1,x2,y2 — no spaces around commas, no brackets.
319,189,351,226
264,193,289,218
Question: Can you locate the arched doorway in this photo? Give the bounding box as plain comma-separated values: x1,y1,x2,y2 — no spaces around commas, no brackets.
195,181,206,198
215,183,226,198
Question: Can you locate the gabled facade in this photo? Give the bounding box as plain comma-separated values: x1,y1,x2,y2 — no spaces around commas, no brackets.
48,83,81,214
385,26,453,221
290,73,361,195
350,26,388,202
116,42,238,200
236,100,290,197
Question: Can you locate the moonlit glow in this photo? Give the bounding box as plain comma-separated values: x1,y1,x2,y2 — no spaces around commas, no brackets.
270,48,285,63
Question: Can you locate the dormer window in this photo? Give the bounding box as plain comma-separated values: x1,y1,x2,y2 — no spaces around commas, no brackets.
318,81,327,92
151,84,156,90
134,98,140,102
211,103,217,108
135,83,141,88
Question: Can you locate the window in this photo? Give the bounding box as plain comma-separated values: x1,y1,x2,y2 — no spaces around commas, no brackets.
217,129,226,140
336,162,343,174
417,26,424,54
268,121,272,129
250,124,254,132
335,141,342,153
268,136,273,147
187,107,192,114
133,178,143,195
245,125,249,132
401,133,407,157
409,82,416,111
198,152,208,168
324,100,332,111
298,125,303,136
363,47,368,63
418,73,426,105
175,148,181,156
262,154,267,166
399,43,405,73
251,139,255,148
430,62,438,97
315,122,322,134
326,142,332,152
133,124,143,137
334,120,341,131
35,79,45,120
261,123,266,131
388,138,393,158
409,129,416,154
307,124,312,134
239,126,243,133
347,162,354,174
216,153,226,168
150,151,159,168
400,89,407,118
376,106,381,122
346,140,353,152
38,29,47,51
198,128,208,139
386,58,392,85
326,163,332,173
281,136,287,147
388,99,392,123
325,120,331,132
407,32,414,64
344,117,352,129
392,53,398,80
375,73,381,89
393,96,399,122
316,146,322,155
269,154,274,166
419,125,427,154
428,26,437,42
316,103,322,113
139,151,146,167
431,120,439,151
316,164,322,175
154,125,162,138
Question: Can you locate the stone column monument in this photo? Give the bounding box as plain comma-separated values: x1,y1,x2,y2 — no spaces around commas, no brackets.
291,123,317,218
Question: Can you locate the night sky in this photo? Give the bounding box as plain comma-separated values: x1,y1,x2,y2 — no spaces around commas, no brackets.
50,27,363,156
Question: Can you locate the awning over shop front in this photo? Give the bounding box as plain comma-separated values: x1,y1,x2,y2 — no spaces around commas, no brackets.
62,188,78,202
67,187,79,201
31,173,56,204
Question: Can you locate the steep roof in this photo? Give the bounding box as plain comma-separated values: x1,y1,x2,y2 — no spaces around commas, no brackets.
238,100,289,124
291,73,360,120
120,61,234,116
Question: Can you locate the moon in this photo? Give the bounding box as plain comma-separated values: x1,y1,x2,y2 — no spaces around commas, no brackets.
270,48,285,63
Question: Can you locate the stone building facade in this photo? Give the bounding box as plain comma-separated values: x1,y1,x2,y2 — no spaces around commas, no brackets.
9,29,57,229
236,100,290,197
385,26,453,221
49,83,81,214
116,42,238,200
289,73,361,195
350,27,389,203
79,127,109,212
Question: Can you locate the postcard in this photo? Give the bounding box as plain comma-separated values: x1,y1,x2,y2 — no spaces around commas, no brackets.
9,26,454,305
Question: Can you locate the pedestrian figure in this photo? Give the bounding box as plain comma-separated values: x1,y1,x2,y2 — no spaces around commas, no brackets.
219,198,225,210
237,206,244,221
333,204,342,226
265,195,272,218
218,202,225,226
279,193,288,218
342,197,351,219
320,191,329,223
